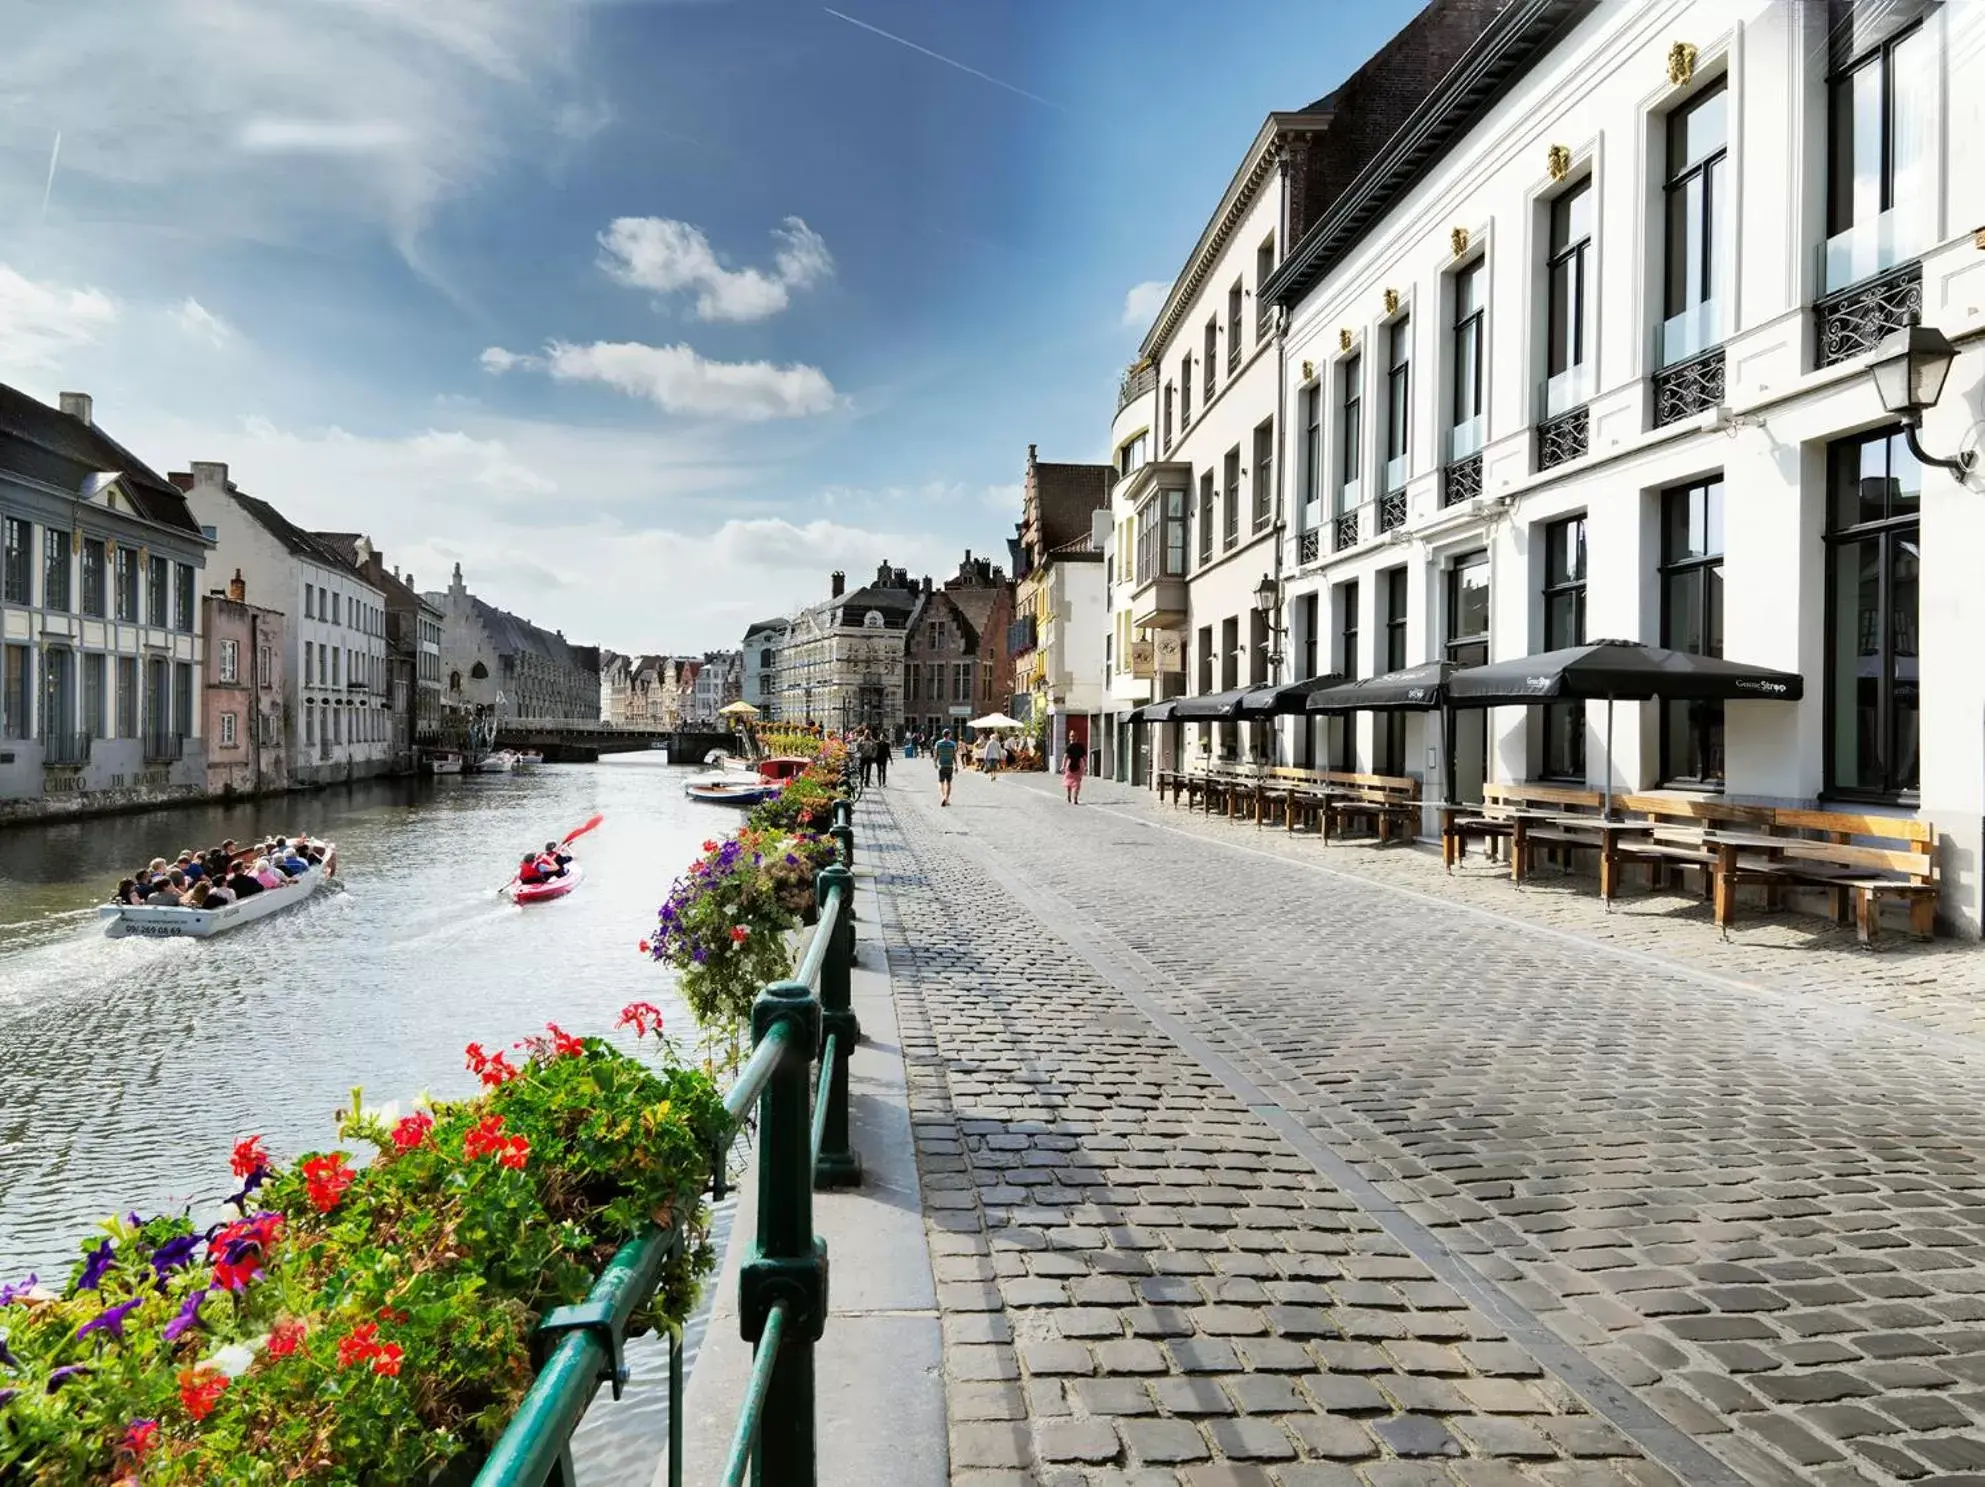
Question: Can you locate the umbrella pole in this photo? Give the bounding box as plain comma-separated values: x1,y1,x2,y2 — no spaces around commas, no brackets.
1442,705,1457,810
1603,695,1614,819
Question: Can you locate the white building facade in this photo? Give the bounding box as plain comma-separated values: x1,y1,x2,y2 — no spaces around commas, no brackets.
179,464,392,785
1264,0,1985,934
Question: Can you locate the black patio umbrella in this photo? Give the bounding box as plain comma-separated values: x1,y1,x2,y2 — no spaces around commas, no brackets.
1125,700,1177,725
1444,639,1805,813
1238,673,1347,716
1170,686,1267,720
1305,662,1466,805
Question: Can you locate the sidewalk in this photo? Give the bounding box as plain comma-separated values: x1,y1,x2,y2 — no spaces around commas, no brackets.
867,766,1985,1487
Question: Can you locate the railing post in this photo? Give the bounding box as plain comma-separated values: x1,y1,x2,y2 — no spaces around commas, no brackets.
740,982,825,1487
829,797,854,869
812,865,861,1189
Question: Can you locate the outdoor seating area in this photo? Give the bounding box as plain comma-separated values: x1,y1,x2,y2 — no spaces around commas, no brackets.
1157,761,1421,844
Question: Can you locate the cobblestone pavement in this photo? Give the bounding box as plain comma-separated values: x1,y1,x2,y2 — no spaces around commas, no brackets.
863,767,1985,1487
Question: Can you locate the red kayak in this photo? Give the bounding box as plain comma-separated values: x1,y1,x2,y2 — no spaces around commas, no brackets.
508,862,583,905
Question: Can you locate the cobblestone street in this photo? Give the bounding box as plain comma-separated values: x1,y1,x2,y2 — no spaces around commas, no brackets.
864,766,1985,1487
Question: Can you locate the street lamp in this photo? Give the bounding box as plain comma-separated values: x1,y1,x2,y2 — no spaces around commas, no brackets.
1868,323,1975,480
1252,572,1287,680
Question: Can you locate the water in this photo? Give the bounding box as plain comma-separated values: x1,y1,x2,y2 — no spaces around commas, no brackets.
0,753,729,1486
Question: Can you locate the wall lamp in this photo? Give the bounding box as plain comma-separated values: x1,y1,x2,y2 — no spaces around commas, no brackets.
1868,324,1975,480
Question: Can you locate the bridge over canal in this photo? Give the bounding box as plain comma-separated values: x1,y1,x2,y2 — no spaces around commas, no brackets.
491,720,737,764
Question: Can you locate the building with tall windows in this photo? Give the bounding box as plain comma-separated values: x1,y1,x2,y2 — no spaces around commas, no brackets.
740,620,788,719
775,563,921,735
1104,0,1515,785
1259,0,1985,934
1011,447,1111,767
0,386,210,817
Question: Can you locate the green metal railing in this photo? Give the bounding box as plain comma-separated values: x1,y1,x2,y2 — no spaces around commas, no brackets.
474,770,862,1487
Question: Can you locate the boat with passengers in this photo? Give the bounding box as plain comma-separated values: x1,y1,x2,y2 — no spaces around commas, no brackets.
99,836,339,939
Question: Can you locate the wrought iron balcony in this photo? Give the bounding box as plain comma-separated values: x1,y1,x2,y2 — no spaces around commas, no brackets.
1297,529,1320,566
1815,261,1922,369
1006,614,1038,655
1333,511,1360,552
143,731,184,764
1116,362,1156,413
42,731,90,767
1537,405,1589,471
1651,346,1725,428
1441,453,1482,508
1378,487,1407,532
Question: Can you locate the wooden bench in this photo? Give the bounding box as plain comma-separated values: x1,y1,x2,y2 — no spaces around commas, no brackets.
1604,793,1764,902
1444,783,1605,875
1712,807,1937,944
1294,769,1422,844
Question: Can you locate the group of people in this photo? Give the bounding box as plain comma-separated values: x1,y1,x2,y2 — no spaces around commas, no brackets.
111,836,326,910
516,842,574,886
923,728,1086,808
852,727,892,789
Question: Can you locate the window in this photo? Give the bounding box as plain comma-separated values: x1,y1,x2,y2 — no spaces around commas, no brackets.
147,555,168,627
1196,624,1214,695
220,711,237,748
1378,568,1410,774
1181,355,1193,424
1223,447,1241,550
306,702,317,745
1220,616,1239,693
115,548,138,621
1446,551,1490,668
2,645,27,738
173,662,193,738
219,638,239,683
1339,354,1363,514
258,646,272,688
304,641,314,687
1226,283,1243,371
1252,420,1273,531
1541,515,1588,780
1660,477,1726,783
2,518,28,604
1301,384,1322,519
1546,179,1594,413
1335,580,1360,768
174,563,194,631
1383,317,1411,505
44,529,70,612
116,656,137,738
1117,431,1148,477
1163,383,1174,452
81,538,105,617
83,653,106,738
332,647,340,686
1299,593,1319,679
1825,6,1935,290
1137,490,1188,581
305,586,314,619
1204,320,1218,398
1255,236,1276,336
1198,472,1214,563
954,664,971,703
1450,261,1485,456
332,592,341,626
1827,427,1919,797
1663,78,1728,362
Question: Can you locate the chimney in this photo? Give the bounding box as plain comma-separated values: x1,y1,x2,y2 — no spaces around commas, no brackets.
59,392,92,427
189,461,229,490
830,570,845,598
227,569,246,603
1027,442,1037,466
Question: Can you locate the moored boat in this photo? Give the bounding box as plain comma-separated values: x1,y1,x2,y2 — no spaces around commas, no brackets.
431,751,464,776
99,846,339,939
473,751,515,774
513,751,544,768
684,778,779,808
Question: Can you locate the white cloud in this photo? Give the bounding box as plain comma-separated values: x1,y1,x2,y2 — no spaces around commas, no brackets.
236,119,416,154
484,339,839,421
1121,279,1170,329
598,216,834,322
0,264,118,375
169,297,236,348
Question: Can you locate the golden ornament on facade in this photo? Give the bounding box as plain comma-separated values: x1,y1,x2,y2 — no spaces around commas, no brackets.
1382,287,1400,317
1338,328,1353,353
1667,42,1697,87
1450,226,1470,258
1302,360,1317,382
1546,144,1572,182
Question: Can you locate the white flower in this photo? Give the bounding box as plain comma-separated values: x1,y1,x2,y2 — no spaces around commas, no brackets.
202,1341,258,1379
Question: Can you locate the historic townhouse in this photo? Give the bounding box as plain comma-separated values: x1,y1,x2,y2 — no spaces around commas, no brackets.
1011,448,1111,766
1105,0,1510,785
903,552,1016,742
740,620,788,718
0,388,209,816
1263,0,1985,933
201,571,287,796
775,564,921,734
423,564,601,727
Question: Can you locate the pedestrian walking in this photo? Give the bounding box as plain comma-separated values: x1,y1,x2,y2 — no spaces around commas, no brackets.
1062,736,1086,804
859,730,877,788
874,732,889,787
981,730,1004,780
932,729,958,806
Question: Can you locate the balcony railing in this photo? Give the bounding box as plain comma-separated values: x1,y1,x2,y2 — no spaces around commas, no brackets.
1441,453,1482,508
1116,362,1157,413
1297,529,1320,566
143,732,184,764
1537,405,1589,471
1006,614,1038,655
1652,346,1726,428
42,731,90,767
1378,486,1407,533
1815,260,1922,369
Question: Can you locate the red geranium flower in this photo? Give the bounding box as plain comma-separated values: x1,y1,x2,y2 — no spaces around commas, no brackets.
300,1153,355,1214
462,1113,509,1162
337,1322,380,1369
208,1212,282,1290
120,1419,159,1459
730,924,750,943
229,1135,269,1180
498,1134,531,1170
389,1111,433,1152
546,1023,585,1058
371,1341,405,1377
177,1368,228,1421
701,839,717,852
637,940,651,955
266,1318,306,1357
617,1002,664,1038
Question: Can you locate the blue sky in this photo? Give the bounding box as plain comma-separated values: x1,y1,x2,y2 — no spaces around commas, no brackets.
0,0,1417,650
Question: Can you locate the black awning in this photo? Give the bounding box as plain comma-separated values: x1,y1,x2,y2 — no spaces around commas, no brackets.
1304,663,1461,713
1445,640,1805,705
1238,673,1347,716
1170,687,1261,720
1126,700,1177,725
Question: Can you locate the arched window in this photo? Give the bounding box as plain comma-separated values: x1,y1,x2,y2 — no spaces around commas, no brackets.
448,670,461,693
470,661,489,680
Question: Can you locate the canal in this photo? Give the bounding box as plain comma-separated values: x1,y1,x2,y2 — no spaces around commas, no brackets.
0,752,722,1485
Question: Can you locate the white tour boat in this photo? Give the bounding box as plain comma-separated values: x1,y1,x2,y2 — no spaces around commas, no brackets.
430,751,465,776
473,750,515,774
100,846,340,940
512,750,544,768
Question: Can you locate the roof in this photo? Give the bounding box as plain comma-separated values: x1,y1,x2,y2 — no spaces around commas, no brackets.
907,588,984,655
836,583,921,629
743,617,788,640
1028,460,1113,560
1264,0,1596,310
310,532,437,614
232,491,360,573
467,593,598,678
0,383,203,538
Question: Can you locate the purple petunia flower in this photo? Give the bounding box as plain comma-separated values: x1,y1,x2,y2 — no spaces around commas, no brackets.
0,1388,14,1407
0,1276,36,1307
76,1295,144,1343
45,1364,89,1392
124,1211,144,1229
149,1233,202,1281
0,1334,16,1369
784,853,800,866
77,1241,114,1292
162,1287,209,1342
